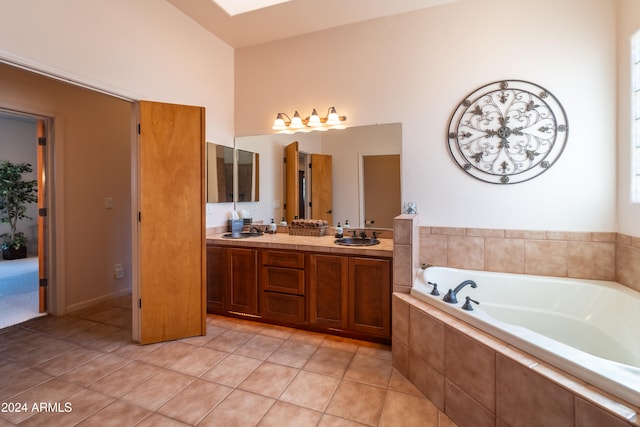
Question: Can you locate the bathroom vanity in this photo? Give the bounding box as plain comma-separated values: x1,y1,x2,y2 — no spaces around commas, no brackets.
206,233,393,343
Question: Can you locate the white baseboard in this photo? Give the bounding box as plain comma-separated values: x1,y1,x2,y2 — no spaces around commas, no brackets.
65,288,132,313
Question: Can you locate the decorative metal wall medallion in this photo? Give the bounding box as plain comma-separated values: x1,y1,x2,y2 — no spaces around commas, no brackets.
447,80,568,184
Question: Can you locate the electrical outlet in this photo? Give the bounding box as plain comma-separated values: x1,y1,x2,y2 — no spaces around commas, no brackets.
105,197,114,209
114,263,125,279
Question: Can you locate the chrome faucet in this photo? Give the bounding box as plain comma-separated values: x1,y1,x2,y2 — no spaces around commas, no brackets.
443,279,477,304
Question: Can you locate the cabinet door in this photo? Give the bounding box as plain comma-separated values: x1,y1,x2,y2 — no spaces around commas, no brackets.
349,257,391,337
309,254,348,329
228,248,259,315
206,246,226,312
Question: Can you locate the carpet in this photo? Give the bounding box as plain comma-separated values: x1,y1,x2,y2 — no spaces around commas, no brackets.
0,257,38,297
0,257,42,329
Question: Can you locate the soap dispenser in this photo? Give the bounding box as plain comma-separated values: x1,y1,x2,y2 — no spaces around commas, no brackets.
335,222,343,238
268,219,277,234
344,220,350,229
279,217,287,226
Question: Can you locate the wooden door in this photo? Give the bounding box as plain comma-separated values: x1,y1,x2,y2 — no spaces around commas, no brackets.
310,154,333,224
348,257,391,337
309,254,348,329
227,248,258,314
285,141,299,224
138,101,206,344
363,154,400,229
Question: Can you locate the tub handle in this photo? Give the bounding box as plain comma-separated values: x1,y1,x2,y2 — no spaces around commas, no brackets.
462,296,480,311
428,281,440,296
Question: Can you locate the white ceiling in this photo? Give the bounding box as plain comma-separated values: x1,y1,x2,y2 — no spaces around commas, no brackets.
166,0,460,48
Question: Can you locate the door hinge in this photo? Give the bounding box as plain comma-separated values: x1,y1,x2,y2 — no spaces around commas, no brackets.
39,278,48,287
137,123,141,134
138,212,141,222
308,201,312,207
38,136,47,146
283,203,286,209
308,163,312,169
139,298,142,309
39,208,47,217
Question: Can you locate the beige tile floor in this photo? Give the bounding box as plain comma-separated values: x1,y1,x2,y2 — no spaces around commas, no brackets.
0,295,457,426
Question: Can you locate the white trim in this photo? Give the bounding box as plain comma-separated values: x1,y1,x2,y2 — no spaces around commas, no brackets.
0,49,143,102
631,31,640,203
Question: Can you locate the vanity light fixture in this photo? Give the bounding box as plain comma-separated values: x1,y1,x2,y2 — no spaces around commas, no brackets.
271,107,347,133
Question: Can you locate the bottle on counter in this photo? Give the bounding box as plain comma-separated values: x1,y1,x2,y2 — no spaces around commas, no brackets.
344,220,350,228
279,217,287,226
268,218,277,234
335,222,343,238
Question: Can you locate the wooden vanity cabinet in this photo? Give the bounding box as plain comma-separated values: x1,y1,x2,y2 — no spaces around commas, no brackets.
206,246,259,315
207,244,391,341
260,250,305,322
309,254,391,339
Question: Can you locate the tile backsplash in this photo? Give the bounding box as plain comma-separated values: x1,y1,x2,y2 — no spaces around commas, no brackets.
418,226,640,292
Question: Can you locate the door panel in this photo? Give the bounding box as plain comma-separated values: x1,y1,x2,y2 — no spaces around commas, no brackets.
311,154,333,224
227,248,258,314
138,101,205,344
363,154,400,228
285,141,299,224
309,254,348,329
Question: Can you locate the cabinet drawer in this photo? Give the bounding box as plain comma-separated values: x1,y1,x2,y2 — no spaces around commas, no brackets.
262,250,305,268
262,267,305,295
261,292,305,323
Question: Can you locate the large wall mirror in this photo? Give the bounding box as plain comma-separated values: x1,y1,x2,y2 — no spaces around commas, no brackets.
237,149,259,202
235,123,402,229
207,143,234,203
207,143,260,204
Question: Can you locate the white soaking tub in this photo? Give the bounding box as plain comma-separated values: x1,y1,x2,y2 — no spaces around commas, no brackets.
411,266,640,407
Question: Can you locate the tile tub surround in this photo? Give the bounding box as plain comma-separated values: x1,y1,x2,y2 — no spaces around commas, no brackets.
418,227,640,292
392,214,419,294
392,293,640,427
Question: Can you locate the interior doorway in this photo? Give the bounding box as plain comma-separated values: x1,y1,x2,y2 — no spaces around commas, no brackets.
0,110,50,328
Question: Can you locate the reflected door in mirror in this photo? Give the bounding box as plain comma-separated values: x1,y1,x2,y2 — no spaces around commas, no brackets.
363,154,400,229
207,143,234,203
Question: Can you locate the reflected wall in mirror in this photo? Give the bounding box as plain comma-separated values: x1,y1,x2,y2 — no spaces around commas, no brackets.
237,149,259,202
235,123,402,228
207,143,234,203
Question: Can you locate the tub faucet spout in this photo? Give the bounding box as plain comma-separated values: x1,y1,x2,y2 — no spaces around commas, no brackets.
443,279,477,304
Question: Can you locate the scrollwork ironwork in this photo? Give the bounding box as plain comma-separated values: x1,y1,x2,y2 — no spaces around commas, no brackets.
447,80,568,184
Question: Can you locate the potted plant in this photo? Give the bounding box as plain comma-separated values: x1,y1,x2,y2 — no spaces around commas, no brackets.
0,161,37,260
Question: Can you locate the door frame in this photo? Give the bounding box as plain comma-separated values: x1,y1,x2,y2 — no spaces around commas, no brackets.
0,106,61,315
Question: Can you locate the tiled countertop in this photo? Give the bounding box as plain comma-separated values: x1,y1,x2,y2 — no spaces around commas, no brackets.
206,232,393,257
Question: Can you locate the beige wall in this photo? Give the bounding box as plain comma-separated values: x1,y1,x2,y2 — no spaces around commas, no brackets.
0,0,236,311
0,63,132,310
236,0,619,233
0,0,236,229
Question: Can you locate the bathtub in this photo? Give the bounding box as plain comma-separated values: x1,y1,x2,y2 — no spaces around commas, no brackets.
410,266,640,407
